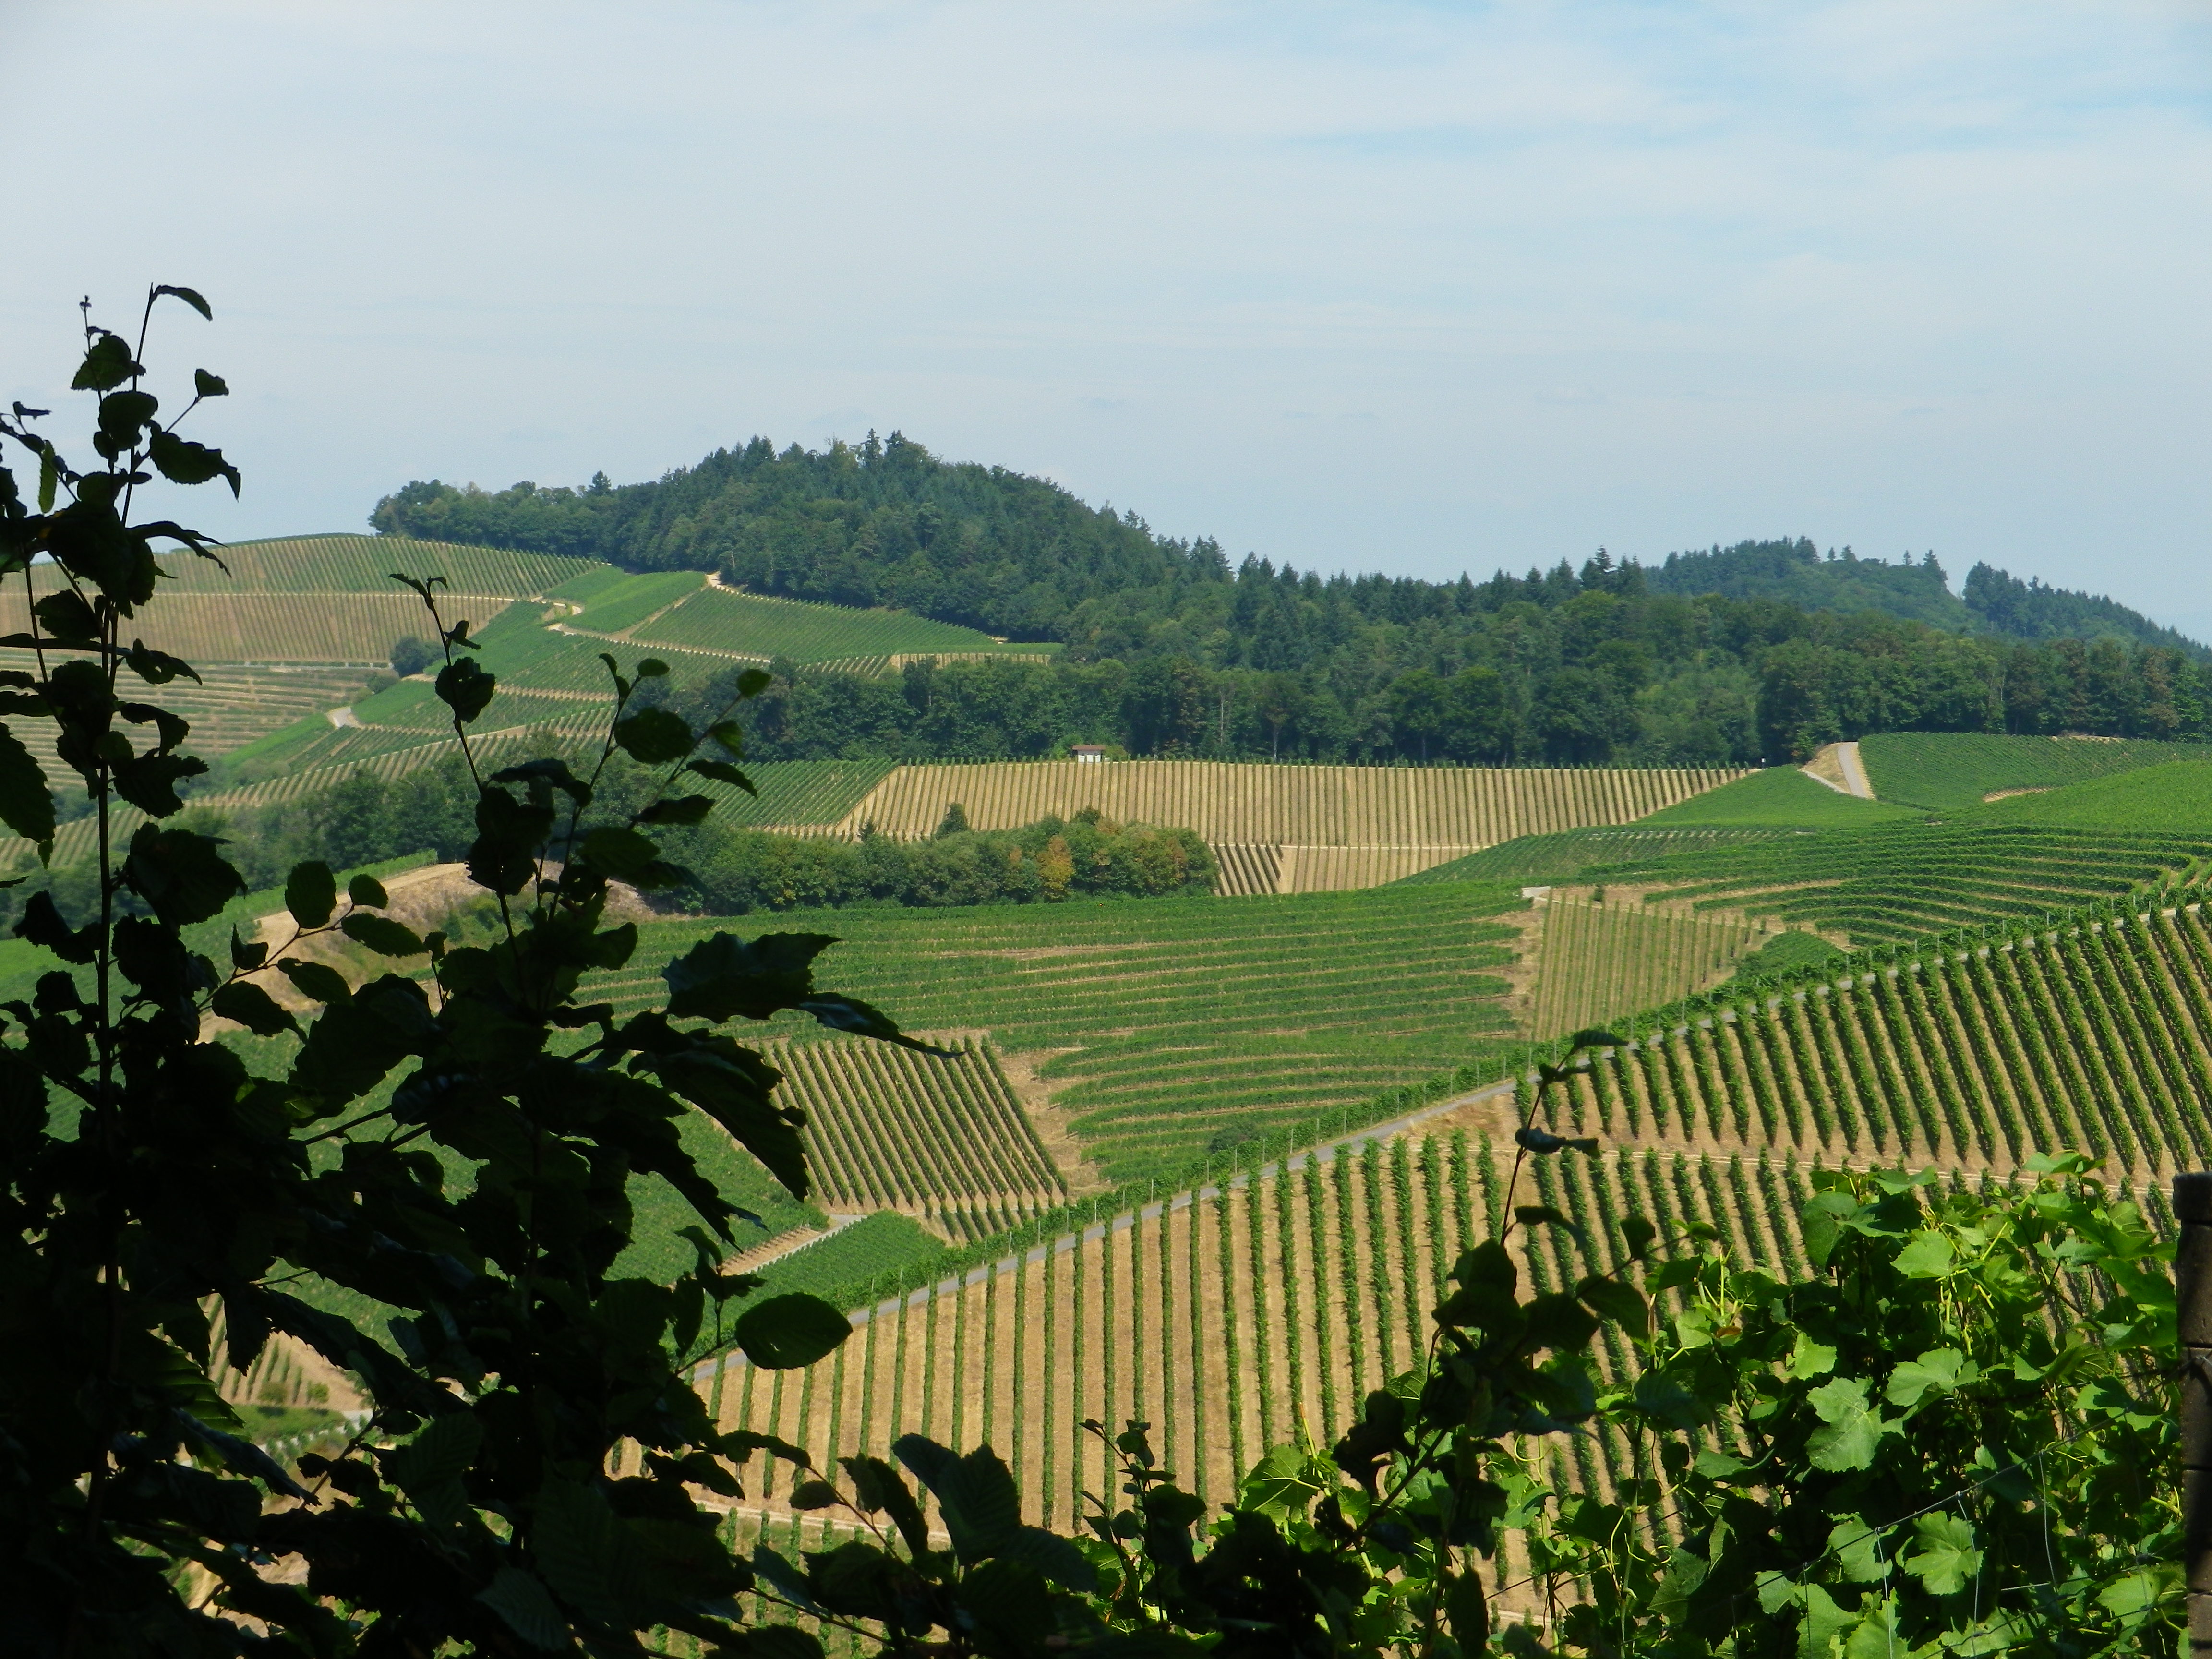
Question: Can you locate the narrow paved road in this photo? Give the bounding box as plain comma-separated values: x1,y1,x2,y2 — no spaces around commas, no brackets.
1832,740,1873,798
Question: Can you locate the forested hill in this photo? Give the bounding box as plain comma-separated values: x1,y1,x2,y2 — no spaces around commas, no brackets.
1961,561,2207,657
370,436,2212,766
1649,537,2205,658
370,432,1220,641
1645,539,1971,630
373,440,2197,656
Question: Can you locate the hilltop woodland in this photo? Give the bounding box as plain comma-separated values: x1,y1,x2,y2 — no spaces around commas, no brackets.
0,292,2183,1655
378,452,2211,766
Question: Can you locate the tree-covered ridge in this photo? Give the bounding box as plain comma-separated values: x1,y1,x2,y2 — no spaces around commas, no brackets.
371,431,1226,641
1655,536,2208,658
373,438,2212,765
1963,559,2208,657
1645,537,1972,630
371,442,2203,657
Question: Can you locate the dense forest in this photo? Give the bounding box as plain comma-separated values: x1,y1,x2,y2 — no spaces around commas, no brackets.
373,436,2211,765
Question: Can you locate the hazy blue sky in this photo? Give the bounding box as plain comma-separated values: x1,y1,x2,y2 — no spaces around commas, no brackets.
4,3,2207,623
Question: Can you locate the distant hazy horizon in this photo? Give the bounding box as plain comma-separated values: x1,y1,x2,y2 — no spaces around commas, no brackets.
3,2,2207,630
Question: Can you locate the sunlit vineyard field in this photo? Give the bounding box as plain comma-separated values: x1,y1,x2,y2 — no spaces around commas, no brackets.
676,878,2193,1594
767,1034,1072,1239
587,883,1530,1181
0,721,597,873
16,533,597,597
685,1126,1930,1574
1538,890,2212,1184
834,759,1746,891
3,535,1073,801
0,589,499,665
1524,896,1761,1038
1578,822,2212,943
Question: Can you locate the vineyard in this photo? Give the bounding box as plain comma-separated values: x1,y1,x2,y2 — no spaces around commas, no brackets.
1395,825,1795,887
1635,762,1921,826
13,533,598,597
1534,890,2212,1184
1576,821,2212,942
694,758,897,830
677,876,2201,1575
1957,758,2212,833
1860,729,2212,810
585,882,1529,1182
2,534,1071,802
685,1125,1932,1569
1522,895,1761,1038
0,721,601,874
766,1034,1075,1239
831,759,1747,890
0,590,501,665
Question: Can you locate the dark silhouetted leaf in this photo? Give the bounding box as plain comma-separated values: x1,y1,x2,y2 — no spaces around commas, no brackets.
155,284,214,319
341,913,426,957
736,1294,853,1370
210,982,298,1038
125,824,242,925
286,861,337,930
0,728,54,844
435,658,496,723
612,707,693,764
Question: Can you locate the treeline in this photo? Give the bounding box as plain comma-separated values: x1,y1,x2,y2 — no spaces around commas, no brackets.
669,808,1215,914
0,764,1215,934
666,599,2212,766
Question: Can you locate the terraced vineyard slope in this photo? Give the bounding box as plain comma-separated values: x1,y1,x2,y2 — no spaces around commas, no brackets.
687,880,2190,1551
631,581,1037,664
1538,890,2212,1186
586,883,1529,1182
688,1125,1859,1562
1575,821,2210,943
1523,895,1761,1038
767,1034,1075,1239
4,534,1068,802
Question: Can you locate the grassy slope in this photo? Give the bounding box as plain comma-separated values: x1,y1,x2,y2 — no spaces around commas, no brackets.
1860,731,2212,811
1635,765,1923,827
1394,827,1796,888
748,1214,945,1304
1949,759,2212,832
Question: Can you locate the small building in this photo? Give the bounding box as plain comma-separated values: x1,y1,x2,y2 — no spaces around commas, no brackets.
1071,745,1106,763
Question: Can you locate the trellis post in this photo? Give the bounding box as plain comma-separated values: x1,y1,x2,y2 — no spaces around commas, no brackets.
2175,1172,2212,1653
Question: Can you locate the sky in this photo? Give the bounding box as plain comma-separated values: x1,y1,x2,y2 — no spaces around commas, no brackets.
3,2,2208,626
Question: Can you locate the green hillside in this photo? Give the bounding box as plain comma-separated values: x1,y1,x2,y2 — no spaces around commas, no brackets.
367,445,2212,773
164,545,1046,788
1860,730,2212,810
1953,758,2212,831
577,883,1530,1184
1635,764,1922,826
1583,821,2209,942
1394,825,1798,887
